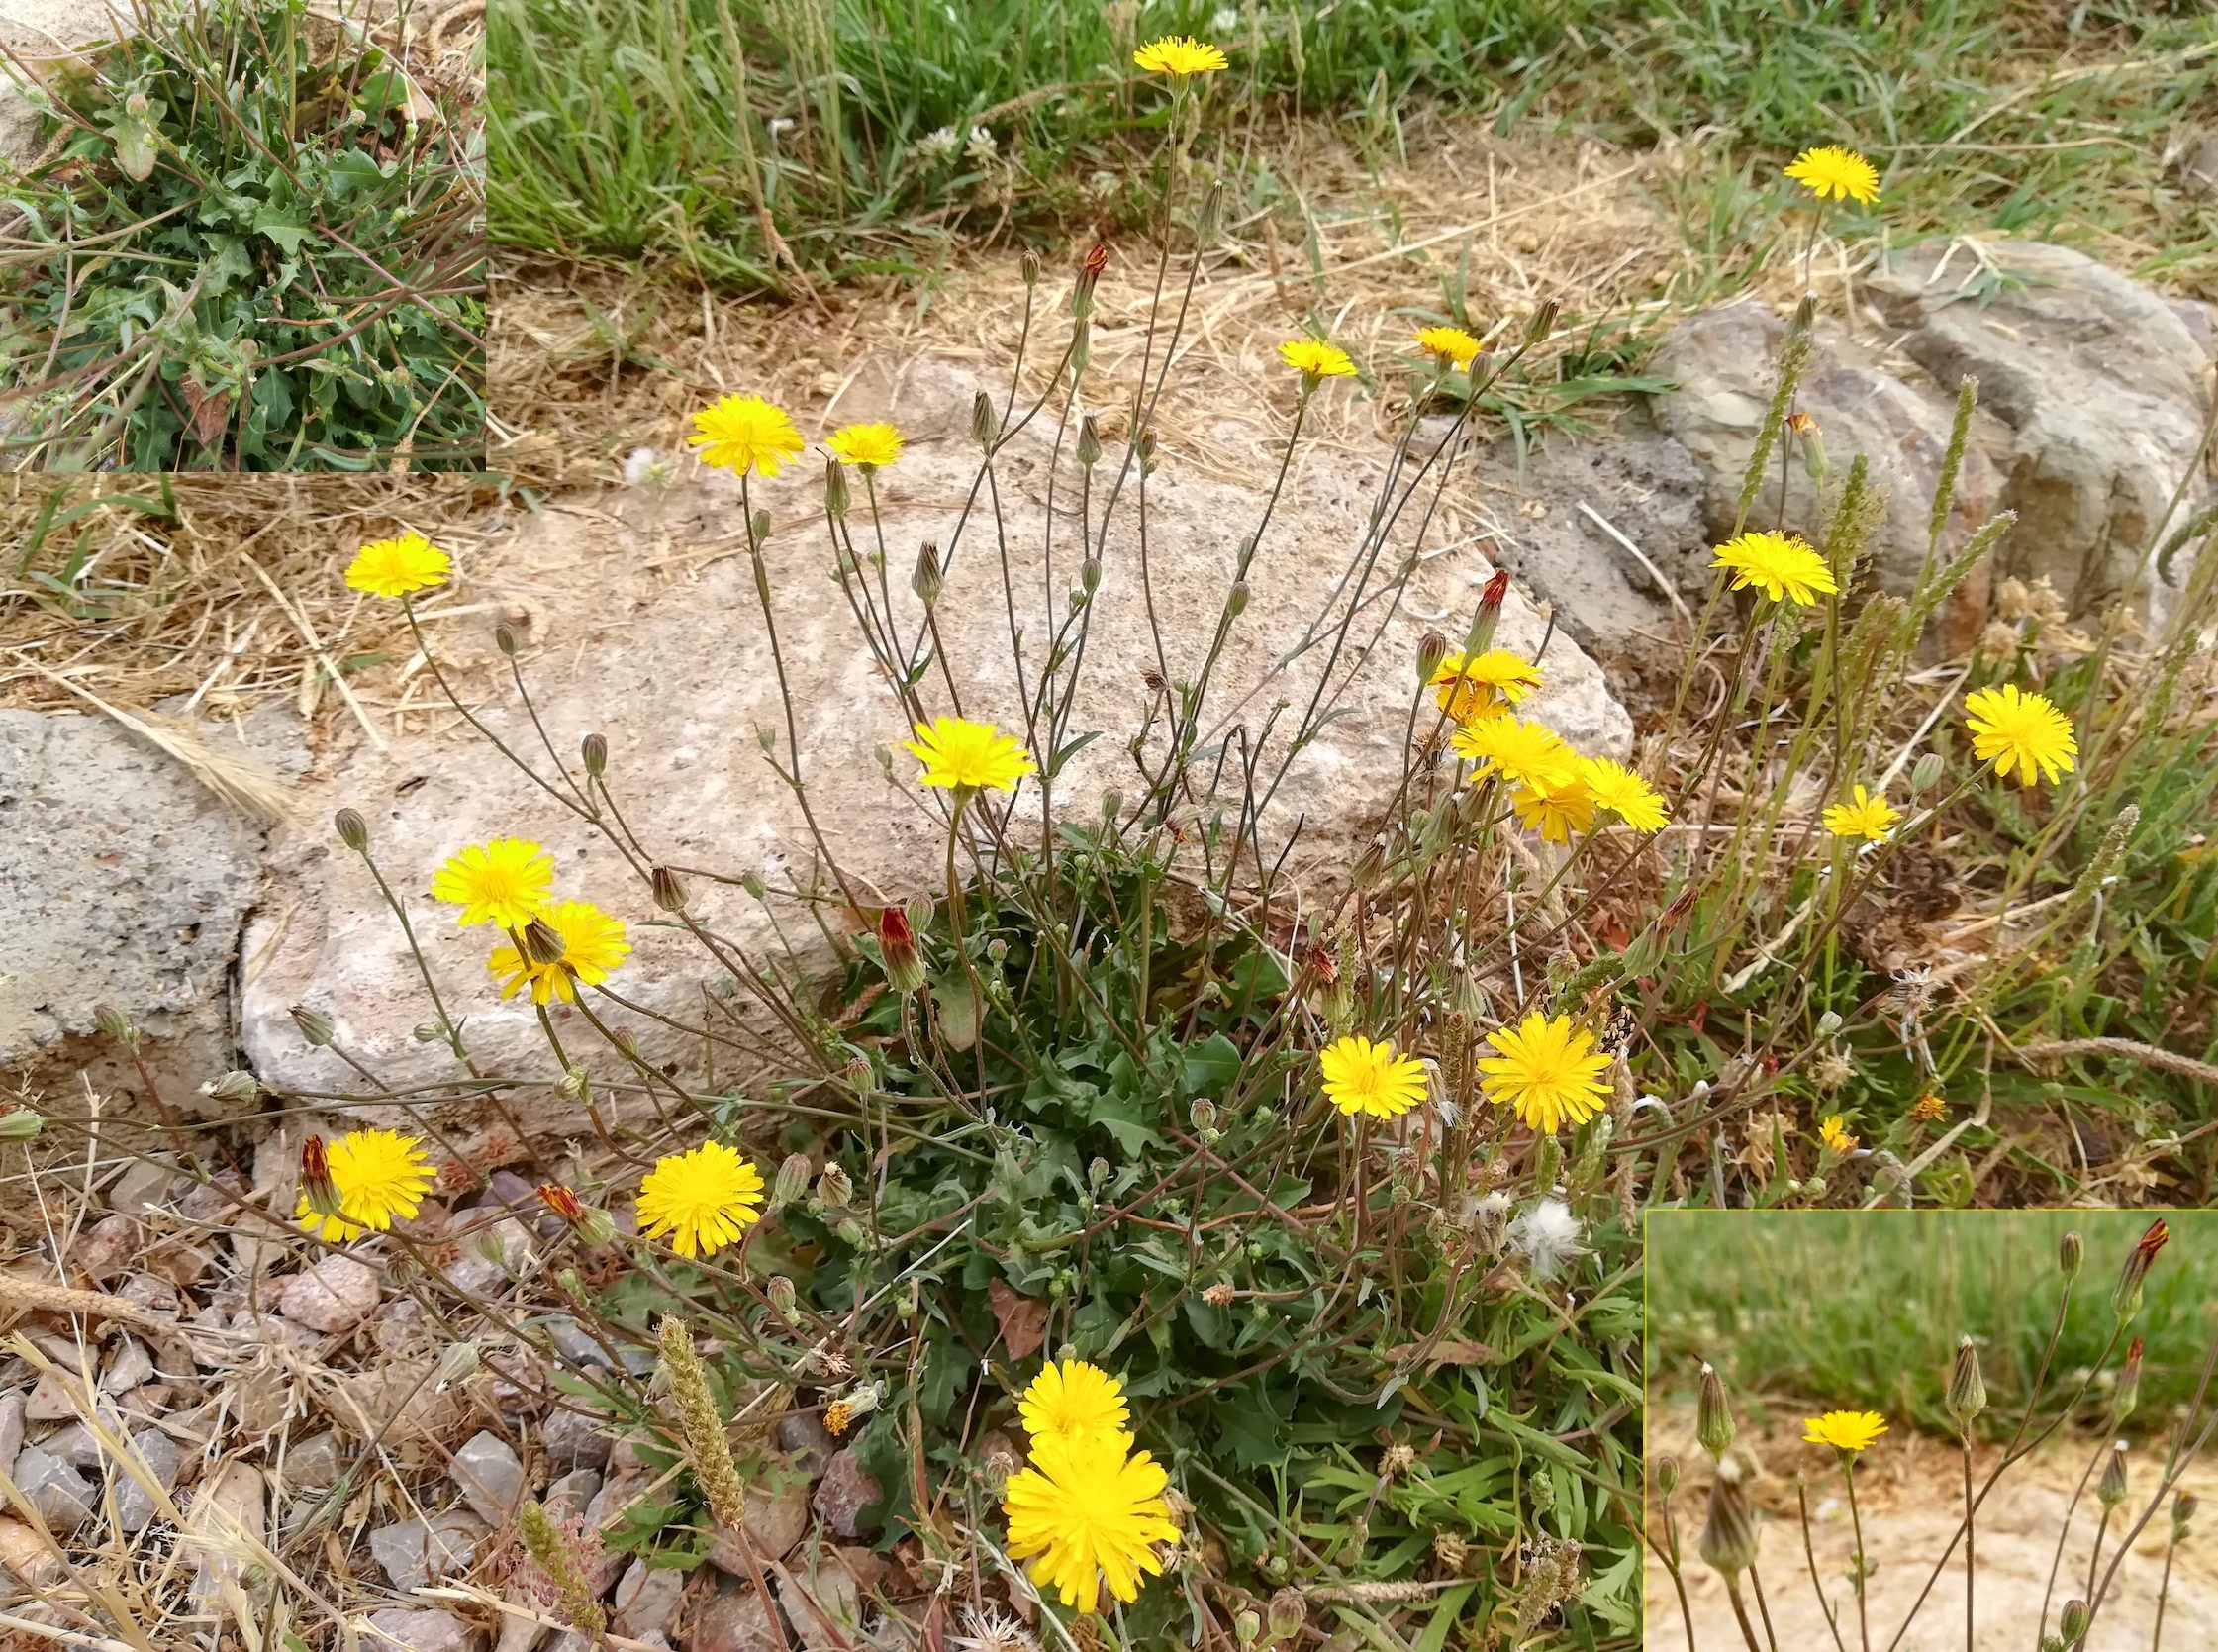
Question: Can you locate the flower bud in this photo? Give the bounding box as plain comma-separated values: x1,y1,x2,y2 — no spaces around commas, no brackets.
1699,1457,1758,1578
521,916,566,967
1136,427,1158,476
2173,1490,2196,1542
1077,416,1103,468
1020,249,1041,288
1196,177,1225,244
2061,1230,2084,1281
912,540,943,609
1190,1099,1216,1132
2097,1441,2128,1509
1815,1011,1843,1037
1697,1364,1736,1459
1416,631,1449,685
1525,297,1561,344
2059,1600,2088,1646
2115,1336,2144,1423
756,725,776,752
495,623,520,656
750,509,772,547
290,1005,335,1046
971,390,998,448
1267,1587,1305,1642
1466,566,1510,656
651,865,689,912
845,1053,875,1096
773,1152,813,1210
877,907,925,997
0,1110,44,1141
818,1161,853,1209
334,808,368,850
204,1070,261,1108
2113,1217,2169,1321
1947,1336,1986,1433
1657,1455,1680,1496
905,893,934,935
558,1064,589,1102
1100,790,1122,822
300,1134,344,1219
766,1275,797,1317
824,456,851,517
1081,555,1103,595
1088,1156,1110,1191
94,1003,139,1046
1234,1608,1260,1649
1225,580,1249,618
580,732,607,778
1350,839,1386,891
1911,751,1945,794
415,1021,446,1043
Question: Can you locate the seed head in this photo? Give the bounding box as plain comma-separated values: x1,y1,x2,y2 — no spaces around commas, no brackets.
824,455,851,517
658,1315,747,1533
1267,1587,1305,1642
1698,1457,1759,1578
1077,416,1103,467
818,1161,853,1209
94,1003,140,1047
522,916,568,967
971,390,999,448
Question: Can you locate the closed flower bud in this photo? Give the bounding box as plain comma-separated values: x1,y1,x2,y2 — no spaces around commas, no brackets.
971,389,998,448
1350,839,1386,890
651,865,689,911
2115,1336,2144,1423
1020,249,1041,288
1815,1011,1843,1037
904,894,934,935
1947,1337,1986,1432
1416,631,1449,684
2113,1217,2169,1321
912,540,943,608
1911,751,1945,794
2061,1230,2084,1281
558,1064,589,1101
2173,1490,2196,1542
1267,1586,1305,1642
1234,1608,1260,1648
756,725,777,752
824,455,850,516
818,1161,853,1209
300,1135,344,1219
414,1021,445,1042
1466,566,1510,656
1088,1156,1110,1191
523,916,567,967
2060,1600,2089,1646
766,1274,797,1317
290,1005,335,1046
1196,178,1225,243
94,1003,139,1046
1697,1364,1736,1459
334,808,368,850
1101,790,1122,822
495,623,520,656
0,1110,43,1141
750,509,772,547
581,732,608,778
877,907,925,996
1077,415,1103,468
844,1053,875,1095
203,1070,261,1107
2097,1441,2128,1508
1136,427,1158,476
1226,580,1249,617
1191,1099,1216,1132
1657,1454,1680,1496
773,1152,813,1210
1525,297,1561,343
1699,1457,1758,1578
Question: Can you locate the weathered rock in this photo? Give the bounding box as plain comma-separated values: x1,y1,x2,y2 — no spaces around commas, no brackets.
775,1553,862,1651
0,1,138,167
24,1369,76,1421
106,1156,182,1216
114,1271,185,1317
0,1516,59,1587
70,1214,139,1283
114,1427,183,1532
187,1461,265,1606
284,1429,345,1491
279,1254,380,1333
811,1447,882,1540
439,1217,531,1299
543,1467,600,1516
102,1335,154,1394
12,1445,93,1527
452,1428,529,1523
369,1509,491,1590
613,1558,687,1638
0,709,268,1098
238,360,1630,1139
690,1584,789,1652
541,1403,612,1468
0,1392,23,1476
494,1591,551,1652
38,1420,105,1468
365,1608,488,1652
773,1410,837,1483
541,1316,614,1370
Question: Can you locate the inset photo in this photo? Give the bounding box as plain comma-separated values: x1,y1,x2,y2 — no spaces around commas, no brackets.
1,0,484,469
1648,1212,2218,1650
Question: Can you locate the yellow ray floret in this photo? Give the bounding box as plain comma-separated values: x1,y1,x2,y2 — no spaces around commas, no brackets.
1003,1430,1180,1615
297,1128,434,1240
1414,325,1483,368
1964,684,2076,787
1580,757,1669,832
1131,35,1227,77
636,1140,766,1259
1279,339,1357,380
1449,715,1580,794
1318,1035,1429,1120
488,898,631,1005
1804,1409,1888,1454
1711,531,1839,607
1822,784,1899,842
345,532,450,599
1478,1012,1611,1135
903,717,1037,793
1511,776,1596,844
1430,649,1541,722
1019,1359,1130,1449
1784,146,1880,206
688,394,806,478
824,422,905,469
1819,1115,1859,1154
431,838,554,929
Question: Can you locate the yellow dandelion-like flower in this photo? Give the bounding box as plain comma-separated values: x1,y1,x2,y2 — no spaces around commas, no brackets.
687,394,806,478
1477,1012,1611,1135
1449,715,1581,794
1019,1359,1130,1450
1909,1092,1948,1123
1279,339,1358,380
824,422,905,469
1784,146,1880,207
431,838,554,929
344,532,450,600
1579,757,1669,832
1318,1035,1429,1120
1003,1430,1180,1616
1819,1115,1859,1154
1131,35,1227,77
1711,531,1840,607
1511,776,1597,845
487,899,631,1006
296,1128,434,1240
1414,325,1483,368
1822,784,1899,842
1964,684,2077,787
903,716,1037,793
635,1141,766,1260
1804,1409,1888,1455
1430,649,1542,721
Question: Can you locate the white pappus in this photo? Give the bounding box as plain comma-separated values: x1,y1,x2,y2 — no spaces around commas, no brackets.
1506,1197,1589,1280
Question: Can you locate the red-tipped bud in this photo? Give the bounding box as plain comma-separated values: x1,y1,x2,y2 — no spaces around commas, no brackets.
2115,1336,2145,1423
1465,567,1510,656
537,1183,584,1222
2113,1217,2169,1321
877,907,925,996
301,1135,344,1220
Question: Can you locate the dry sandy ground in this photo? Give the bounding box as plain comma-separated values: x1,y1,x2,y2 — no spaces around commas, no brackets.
1646,1408,2218,1651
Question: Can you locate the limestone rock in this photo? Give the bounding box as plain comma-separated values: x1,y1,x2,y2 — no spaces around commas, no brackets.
114,1427,183,1532
0,1392,22,1475
279,1254,380,1333
238,360,1631,1138
811,1447,882,1540
541,1403,611,1468
775,1553,862,1651
12,1446,93,1527
613,1558,686,1638
452,1428,529,1523
689,1584,789,1652
187,1461,265,1603
369,1509,490,1590
365,1608,487,1652
283,1429,345,1491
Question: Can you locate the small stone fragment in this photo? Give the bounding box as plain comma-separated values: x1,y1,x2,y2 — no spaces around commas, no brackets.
811,1447,883,1539
279,1254,380,1333
0,1392,23,1475
541,1405,611,1469
613,1558,686,1638
70,1214,141,1283
452,1429,528,1524
369,1509,490,1591
102,1336,154,1394
543,1468,600,1517
690,1584,788,1652
106,1157,180,1215
709,1480,810,1574
775,1554,862,1652
25,1369,77,1421
364,1607,487,1652
774,1410,836,1481
283,1430,344,1491
115,1428,183,1532
115,1273,184,1316
12,1446,93,1527
0,1516,59,1586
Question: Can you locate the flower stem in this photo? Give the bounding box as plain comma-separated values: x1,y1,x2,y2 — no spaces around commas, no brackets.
1844,1456,1872,1652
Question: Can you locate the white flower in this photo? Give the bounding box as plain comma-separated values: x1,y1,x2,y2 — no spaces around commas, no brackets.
1507,1198,1588,1280
952,1605,1039,1652
965,125,997,163
916,125,960,160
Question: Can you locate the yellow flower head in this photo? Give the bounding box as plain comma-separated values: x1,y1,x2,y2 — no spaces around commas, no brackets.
488,898,631,1005
1478,1012,1611,1135
1318,1035,1429,1120
1003,1430,1180,1615
1430,648,1542,722
824,422,905,469
1414,325,1483,369
1131,35,1227,77
1822,784,1899,842
688,394,806,478
296,1128,434,1241
1964,684,2077,787
1819,1115,1859,1154
1711,531,1839,607
1279,339,1357,381
1909,1092,1948,1123
431,838,554,929
635,1140,766,1260
1803,1409,1887,1455
1784,146,1880,207
1449,715,1580,794
1020,1359,1130,1449
345,532,450,600
904,716,1037,793
1511,776,1596,845
1580,756,1669,833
